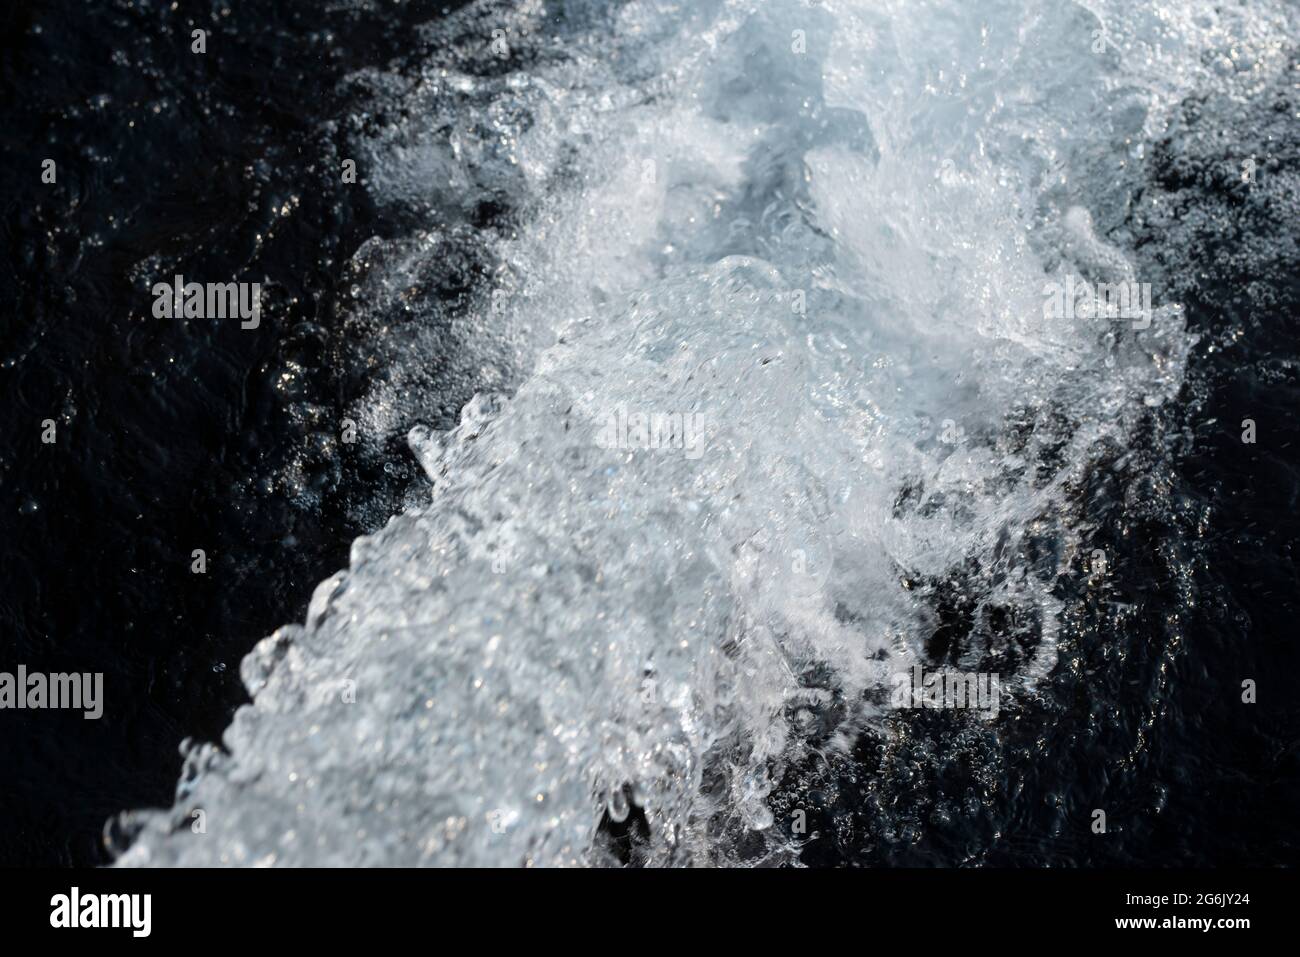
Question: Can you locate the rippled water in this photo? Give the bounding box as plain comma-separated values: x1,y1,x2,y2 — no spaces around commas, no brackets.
109,0,1298,866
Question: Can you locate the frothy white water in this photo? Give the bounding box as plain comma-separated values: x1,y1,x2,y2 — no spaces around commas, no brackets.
116,0,1293,865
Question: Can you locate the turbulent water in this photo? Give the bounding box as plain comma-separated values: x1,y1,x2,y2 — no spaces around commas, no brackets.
111,0,1297,866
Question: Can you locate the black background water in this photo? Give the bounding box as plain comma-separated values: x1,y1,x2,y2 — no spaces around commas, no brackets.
1,0,1298,867
0,0,476,866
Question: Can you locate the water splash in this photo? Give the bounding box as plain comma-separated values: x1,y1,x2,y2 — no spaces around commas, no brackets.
114,0,1293,866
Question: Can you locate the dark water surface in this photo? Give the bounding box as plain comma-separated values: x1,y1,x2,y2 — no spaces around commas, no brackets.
0,0,474,867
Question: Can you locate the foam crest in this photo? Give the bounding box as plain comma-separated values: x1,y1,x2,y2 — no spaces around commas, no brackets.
114,0,1291,866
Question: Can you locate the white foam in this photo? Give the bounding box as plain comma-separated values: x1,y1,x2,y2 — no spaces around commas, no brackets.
115,0,1292,866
